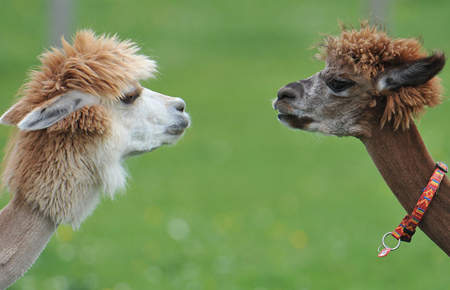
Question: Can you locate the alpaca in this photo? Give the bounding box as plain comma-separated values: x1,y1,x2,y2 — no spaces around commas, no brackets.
0,30,190,288
273,23,449,254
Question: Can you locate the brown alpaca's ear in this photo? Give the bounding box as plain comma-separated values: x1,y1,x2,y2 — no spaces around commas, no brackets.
0,91,98,131
376,53,445,91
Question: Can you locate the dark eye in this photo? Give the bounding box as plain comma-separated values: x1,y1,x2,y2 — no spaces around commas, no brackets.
326,78,355,93
121,90,140,104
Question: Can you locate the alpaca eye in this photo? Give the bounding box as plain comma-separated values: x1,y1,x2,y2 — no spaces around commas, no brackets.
326,78,355,93
121,91,140,104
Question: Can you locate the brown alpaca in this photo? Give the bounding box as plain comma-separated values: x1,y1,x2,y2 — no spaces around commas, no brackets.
273,23,449,255
0,31,190,288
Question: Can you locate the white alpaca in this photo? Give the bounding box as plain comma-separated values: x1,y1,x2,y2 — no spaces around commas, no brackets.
0,30,190,288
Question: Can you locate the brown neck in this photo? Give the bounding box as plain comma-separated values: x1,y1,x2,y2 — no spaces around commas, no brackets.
361,122,449,255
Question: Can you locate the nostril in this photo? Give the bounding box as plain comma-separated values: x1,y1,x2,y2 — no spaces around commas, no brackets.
176,103,185,112
173,101,186,112
277,87,299,100
277,82,304,100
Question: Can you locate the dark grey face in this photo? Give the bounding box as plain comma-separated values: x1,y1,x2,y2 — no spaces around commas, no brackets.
273,53,445,137
273,66,375,137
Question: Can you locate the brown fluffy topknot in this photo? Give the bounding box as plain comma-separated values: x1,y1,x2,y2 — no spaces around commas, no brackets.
2,30,156,127
318,22,443,130
28,29,156,101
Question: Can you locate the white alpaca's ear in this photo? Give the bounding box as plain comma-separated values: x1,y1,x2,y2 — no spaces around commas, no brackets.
15,91,99,131
376,53,445,92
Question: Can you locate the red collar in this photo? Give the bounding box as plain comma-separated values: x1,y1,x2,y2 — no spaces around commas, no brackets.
378,162,448,257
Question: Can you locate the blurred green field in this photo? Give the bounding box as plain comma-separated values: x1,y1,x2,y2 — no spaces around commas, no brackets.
0,0,449,289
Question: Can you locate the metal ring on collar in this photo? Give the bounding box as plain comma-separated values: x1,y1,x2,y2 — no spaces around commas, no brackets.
382,232,401,251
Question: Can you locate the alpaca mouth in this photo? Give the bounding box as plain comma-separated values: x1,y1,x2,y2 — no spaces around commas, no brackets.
277,114,314,129
166,125,187,135
166,116,190,135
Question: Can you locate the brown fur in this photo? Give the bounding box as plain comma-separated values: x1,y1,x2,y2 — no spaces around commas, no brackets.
1,30,155,126
317,22,442,130
3,129,101,223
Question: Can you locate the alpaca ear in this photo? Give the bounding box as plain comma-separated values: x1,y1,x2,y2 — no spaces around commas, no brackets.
376,53,445,91
0,101,26,126
0,91,98,131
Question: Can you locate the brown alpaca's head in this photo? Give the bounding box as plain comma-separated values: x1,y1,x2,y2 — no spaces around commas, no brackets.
0,31,190,227
273,23,445,137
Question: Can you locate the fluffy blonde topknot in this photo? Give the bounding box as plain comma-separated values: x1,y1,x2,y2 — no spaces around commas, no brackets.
2,30,157,127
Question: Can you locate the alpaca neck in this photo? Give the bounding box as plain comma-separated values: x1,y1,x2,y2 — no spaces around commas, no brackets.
361,122,449,255
0,196,57,288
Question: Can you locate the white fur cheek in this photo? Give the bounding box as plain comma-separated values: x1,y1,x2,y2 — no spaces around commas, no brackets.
95,122,129,199
114,90,172,155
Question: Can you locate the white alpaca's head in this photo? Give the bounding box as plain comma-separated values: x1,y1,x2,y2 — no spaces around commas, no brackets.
0,30,190,227
111,87,189,158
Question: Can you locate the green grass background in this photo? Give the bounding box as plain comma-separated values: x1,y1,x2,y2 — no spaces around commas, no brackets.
0,0,449,289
